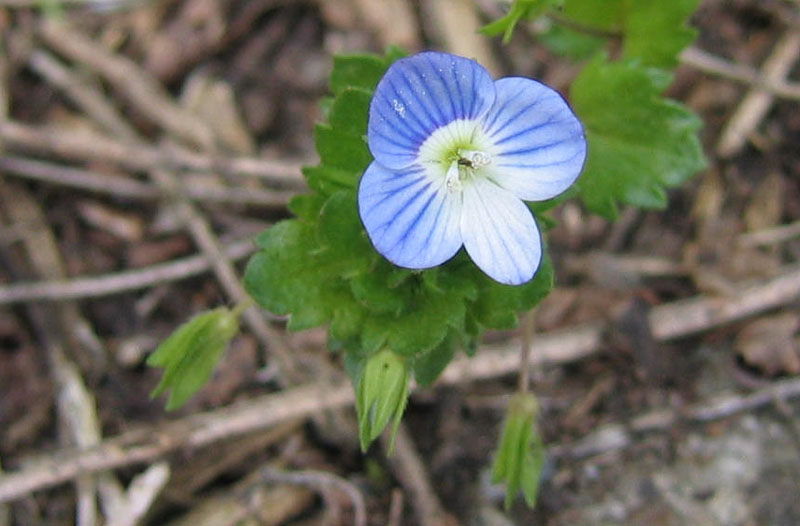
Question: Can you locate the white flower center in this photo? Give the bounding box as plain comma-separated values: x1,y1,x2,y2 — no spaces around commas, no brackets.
417,119,494,194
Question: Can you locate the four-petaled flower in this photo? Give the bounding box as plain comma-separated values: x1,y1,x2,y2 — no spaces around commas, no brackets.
358,51,587,285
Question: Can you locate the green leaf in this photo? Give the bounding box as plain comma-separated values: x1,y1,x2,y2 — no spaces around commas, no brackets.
350,260,414,315
244,220,339,330
329,88,372,136
623,0,700,68
571,56,705,218
481,0,562,43
560,0,699,68
361,282,466,357
413,331,458,387
470,254,554,330
303,165,359,196
562,0,624,31
316,190,374,277
288,193,327,222
314,123,372,174
537,23,606,60
329,51,403,95
147,307,240,410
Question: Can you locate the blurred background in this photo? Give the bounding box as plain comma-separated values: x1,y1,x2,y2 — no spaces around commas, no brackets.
0,0,799,525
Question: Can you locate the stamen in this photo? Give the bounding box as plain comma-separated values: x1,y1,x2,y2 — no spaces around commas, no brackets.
460,150,491,167
445,161,462,192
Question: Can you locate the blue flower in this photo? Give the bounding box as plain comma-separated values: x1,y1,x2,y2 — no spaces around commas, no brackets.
358,51,586,285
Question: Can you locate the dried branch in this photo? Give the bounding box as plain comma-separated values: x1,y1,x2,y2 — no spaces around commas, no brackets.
0,156,294,208
737,220,800,247
716,29,800,157
681,46,800,101
0,239,256,305
260,468,367,526
0,120,307,188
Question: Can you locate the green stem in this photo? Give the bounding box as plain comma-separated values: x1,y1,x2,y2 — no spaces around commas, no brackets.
517,309,536,393
231,297,256,319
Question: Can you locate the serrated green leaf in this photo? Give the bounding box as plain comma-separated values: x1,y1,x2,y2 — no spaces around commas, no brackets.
329,88,372,136
316,190,374,276
413,331,458,387
571,56,705,218
361,283,466,357
330,54,390,95
329,294,366,342
624,0,699,68
350,261,414,315
303,165,359,196
562,0,624,31
147,307,239,410
244,220,339,330
560,0,699,68
314,123,372,173
288,193,327,222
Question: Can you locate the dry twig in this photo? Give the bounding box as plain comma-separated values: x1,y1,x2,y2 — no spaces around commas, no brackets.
0,120,306,187
716,28,800,157
681,46,800,101
0,156,295,208
0,238,256,305
737,220,800,247
260,468,367,526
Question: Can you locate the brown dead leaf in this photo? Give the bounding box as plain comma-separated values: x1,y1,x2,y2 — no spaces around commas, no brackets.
735,312,800,376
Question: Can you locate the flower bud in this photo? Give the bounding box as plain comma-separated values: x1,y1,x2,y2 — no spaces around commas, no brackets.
356,348,410,452
491,392,545,509
148,307,240,410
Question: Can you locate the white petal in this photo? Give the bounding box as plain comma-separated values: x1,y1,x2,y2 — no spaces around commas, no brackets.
460,178,542,285
483,77,586,201
358,161,463,269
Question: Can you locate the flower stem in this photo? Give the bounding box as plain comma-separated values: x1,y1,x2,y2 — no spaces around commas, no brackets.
517,309,536,393
231,296,256,319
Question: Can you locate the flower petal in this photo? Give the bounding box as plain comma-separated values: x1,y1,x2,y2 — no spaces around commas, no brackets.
483,77,586,201
368,52,496,170
358,161,463,269
460,178,542,285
